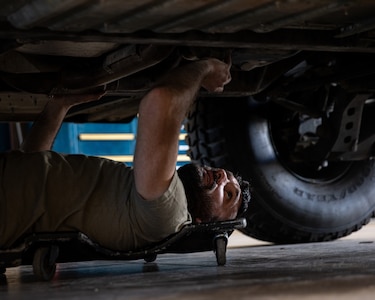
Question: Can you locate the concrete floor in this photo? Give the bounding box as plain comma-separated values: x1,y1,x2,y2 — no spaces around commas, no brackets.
2,222,375,300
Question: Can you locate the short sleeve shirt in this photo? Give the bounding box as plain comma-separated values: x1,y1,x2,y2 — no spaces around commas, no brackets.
0,151,192,250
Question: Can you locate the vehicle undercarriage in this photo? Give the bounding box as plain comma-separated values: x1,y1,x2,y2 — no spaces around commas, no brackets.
2,0,375,242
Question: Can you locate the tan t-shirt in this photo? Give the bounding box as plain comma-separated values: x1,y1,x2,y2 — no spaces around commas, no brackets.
0,151,191,250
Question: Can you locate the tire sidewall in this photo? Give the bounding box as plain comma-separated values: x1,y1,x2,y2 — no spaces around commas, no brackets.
235,113,375,232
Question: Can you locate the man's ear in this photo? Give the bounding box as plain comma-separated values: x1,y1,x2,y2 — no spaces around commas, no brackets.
195,217,202,224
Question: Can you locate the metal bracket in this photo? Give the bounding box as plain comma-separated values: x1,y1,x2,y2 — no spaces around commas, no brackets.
331,94,370,153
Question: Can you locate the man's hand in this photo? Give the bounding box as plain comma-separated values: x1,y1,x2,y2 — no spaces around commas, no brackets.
201,58,232,93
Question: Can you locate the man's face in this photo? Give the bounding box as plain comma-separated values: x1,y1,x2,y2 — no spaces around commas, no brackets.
195,165,242,222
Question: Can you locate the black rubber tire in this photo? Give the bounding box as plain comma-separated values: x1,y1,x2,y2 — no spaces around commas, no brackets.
214,236,227,266
32,247,57,281
144,254,157,263
186,97,375,243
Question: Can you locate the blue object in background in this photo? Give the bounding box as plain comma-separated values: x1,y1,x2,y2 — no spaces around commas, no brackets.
52,118,190,167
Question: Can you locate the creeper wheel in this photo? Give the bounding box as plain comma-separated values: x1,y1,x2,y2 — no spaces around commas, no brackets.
32,246,59,281
214,233,228,266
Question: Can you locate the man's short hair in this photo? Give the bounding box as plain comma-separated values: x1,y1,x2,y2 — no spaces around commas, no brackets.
235,174,251,217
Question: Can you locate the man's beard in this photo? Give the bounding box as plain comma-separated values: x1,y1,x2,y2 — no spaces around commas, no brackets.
177,163,216,223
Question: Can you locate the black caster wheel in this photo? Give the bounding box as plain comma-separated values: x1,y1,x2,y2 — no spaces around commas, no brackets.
214,234,228,266
144,253,157,263
32,246,59,281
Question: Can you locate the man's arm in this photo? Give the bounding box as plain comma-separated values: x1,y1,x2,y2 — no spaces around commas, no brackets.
21,92,105,153
134,58,231,200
